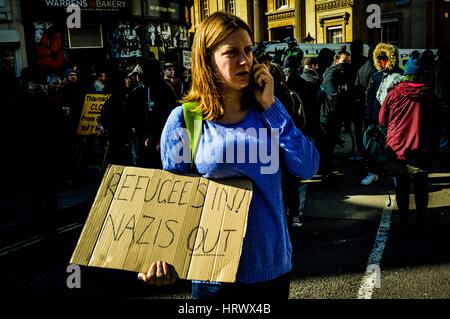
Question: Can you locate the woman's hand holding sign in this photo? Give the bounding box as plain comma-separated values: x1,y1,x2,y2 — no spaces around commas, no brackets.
137,261,178,286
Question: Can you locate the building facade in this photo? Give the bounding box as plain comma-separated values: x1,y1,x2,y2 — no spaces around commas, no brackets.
190,0,260,39
12,0,192,77
4,0,448,80
191,0,449,49
0,0,27,78
359,0,450,49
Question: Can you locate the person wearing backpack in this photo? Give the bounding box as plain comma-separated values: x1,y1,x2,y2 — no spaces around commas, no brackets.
137,12,319,299
379,59,440,234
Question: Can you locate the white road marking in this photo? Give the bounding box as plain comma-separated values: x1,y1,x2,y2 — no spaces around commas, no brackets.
357,195,394,299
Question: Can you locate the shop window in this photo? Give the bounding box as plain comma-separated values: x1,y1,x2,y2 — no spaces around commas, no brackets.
276,0,287,10
381,19,400,46
225,0,235,15
271,26,293,42
327,26,343,44
68,24,103,49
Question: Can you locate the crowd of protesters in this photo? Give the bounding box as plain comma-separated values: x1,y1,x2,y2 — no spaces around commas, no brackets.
255,38,449,231
3,54,193,240
3,34,449,241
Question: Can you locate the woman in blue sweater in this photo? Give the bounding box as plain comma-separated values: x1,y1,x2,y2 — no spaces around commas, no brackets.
137,12,319,299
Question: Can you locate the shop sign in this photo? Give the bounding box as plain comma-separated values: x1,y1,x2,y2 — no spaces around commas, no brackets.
147,0,180,22
43,0,130,11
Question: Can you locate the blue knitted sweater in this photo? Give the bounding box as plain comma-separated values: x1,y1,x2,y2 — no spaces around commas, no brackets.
160,98,319,284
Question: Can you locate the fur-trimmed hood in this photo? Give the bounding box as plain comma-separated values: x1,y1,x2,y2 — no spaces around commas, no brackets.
373,43,399,71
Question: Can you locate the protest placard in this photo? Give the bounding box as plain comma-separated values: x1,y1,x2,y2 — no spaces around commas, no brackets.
77,93,111,136
70,165,253,283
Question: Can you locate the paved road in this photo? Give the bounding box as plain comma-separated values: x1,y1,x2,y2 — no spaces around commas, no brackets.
1,154,449,301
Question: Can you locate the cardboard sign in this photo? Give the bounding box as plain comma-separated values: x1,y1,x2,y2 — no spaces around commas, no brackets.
77,94,111,136
70,165,253,283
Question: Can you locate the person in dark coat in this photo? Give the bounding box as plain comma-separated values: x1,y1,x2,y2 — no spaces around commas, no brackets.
16,68,63,240
354,46,377,160
299,57,322,141
361,42,403,185
379,59,439,233
317,48,335,81
432,47,450,156
268,62,303,228
129,58,177,168
60,68,84,185
317,49,353,178
99,70,135,166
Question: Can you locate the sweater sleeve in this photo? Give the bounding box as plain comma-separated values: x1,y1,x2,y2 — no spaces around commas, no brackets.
160,106,191,174
260,97,320,179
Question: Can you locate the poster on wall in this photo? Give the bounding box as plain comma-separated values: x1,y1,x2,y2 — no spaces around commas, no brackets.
33,22,65,70
105,26,120,59
117,22,142,58
33,22,53,44
182,50,191,69
106,22,143,59
147,23,188,53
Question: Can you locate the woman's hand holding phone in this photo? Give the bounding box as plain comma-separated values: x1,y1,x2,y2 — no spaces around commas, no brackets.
251,59,275,110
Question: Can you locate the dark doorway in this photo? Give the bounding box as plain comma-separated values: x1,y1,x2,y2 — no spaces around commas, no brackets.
271,26,293,41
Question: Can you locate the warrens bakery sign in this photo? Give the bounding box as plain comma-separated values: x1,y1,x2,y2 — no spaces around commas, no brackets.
43,0,129,11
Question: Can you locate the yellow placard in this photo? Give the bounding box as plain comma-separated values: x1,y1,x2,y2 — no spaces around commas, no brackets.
77,94,111,136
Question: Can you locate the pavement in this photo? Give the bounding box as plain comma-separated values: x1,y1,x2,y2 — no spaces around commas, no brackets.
0,171,99,250
0,148,449,300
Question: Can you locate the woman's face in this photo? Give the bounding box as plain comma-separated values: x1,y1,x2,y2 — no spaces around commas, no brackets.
211,28,254,92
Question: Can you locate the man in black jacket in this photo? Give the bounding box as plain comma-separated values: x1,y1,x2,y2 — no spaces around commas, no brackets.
129,59,177,168
300,57,322,140
318,49,353,178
